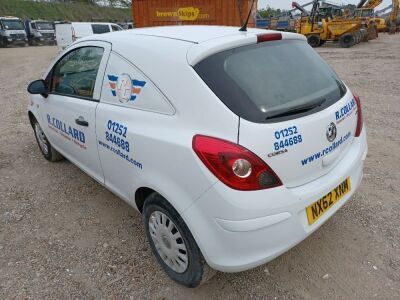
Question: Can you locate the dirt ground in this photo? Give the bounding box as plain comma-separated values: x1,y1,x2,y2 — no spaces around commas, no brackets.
0,34,399,299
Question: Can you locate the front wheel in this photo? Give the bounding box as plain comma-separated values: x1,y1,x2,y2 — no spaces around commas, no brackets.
0,37,7,48
339,33,355,48
143,193,216,288
307,34,321,48
32,119,64,162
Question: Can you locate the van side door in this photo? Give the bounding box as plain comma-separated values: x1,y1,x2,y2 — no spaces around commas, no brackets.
39,41,111,183
96,52,174,201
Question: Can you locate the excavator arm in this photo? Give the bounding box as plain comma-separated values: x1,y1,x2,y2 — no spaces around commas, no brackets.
292,2,310,16
389,0,399,33
364,0,383,9
357,0,383,9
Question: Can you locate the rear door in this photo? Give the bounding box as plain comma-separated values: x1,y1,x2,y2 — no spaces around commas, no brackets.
55,24,72,50
194,38,358,187
238,96,357,187
73,24,94,39
39,41,111,183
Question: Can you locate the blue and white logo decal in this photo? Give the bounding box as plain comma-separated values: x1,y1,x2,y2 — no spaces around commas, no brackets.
107,73,146,103
335,98,356,124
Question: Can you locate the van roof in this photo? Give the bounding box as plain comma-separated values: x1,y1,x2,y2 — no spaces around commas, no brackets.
0,16,20,20
72,22,120,26
75,25,305,66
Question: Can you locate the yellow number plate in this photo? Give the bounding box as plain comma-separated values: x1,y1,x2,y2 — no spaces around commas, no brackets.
306,178,351,225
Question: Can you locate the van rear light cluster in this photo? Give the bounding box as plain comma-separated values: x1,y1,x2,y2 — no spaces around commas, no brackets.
354,94,363,137
257,33,282,43
192,135,282,191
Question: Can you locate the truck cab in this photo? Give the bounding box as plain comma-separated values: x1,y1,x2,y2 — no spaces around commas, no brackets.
0,16,28,47
25,20,56,45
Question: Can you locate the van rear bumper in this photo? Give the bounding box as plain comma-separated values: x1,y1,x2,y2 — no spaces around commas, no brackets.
182,128,367,272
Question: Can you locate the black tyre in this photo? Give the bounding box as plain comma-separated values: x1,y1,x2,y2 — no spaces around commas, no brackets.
360,29,369,42
0,37,7,48
307,34,321,48
143,193,216,288
339,33,355,48
355,31,361,44
318,39,326,46
358,31,363,43
32,118,64,162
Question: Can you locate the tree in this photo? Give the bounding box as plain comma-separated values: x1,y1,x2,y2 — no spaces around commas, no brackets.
258,6,284,18
106,0,132,7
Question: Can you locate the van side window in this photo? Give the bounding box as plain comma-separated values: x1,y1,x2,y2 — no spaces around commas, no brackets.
111,25,121,31
44,71,52,88
102,52,174,115
91,24,110,34
50,47,104,99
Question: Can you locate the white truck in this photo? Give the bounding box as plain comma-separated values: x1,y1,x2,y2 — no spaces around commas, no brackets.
25,20,56,45
55,22,123,50
0,16,28,47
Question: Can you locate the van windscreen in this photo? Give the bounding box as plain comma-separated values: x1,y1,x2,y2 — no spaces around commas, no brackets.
194,39,346,123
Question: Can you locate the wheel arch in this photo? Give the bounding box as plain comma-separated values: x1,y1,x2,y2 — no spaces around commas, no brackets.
28,110,38,128
135,187,157,213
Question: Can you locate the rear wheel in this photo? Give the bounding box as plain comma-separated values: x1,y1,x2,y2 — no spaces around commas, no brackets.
143,193,216,288
354,32,359,44
339,33,355,48
355,31,361,44
32,119,64,162
360,28,369,42
307,34,321,48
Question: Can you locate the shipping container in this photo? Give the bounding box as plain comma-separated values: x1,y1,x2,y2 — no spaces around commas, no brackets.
132,0,257,28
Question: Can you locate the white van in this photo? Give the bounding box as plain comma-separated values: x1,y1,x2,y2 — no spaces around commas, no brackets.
55,22,123,50
25,20,56,45
27,26,367,288
0,16,28,47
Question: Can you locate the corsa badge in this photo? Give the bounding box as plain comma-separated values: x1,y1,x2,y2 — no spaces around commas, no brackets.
268,148,288,158
326,122,337,142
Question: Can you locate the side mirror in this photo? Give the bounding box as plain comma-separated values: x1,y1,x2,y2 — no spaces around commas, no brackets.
27,79,48,97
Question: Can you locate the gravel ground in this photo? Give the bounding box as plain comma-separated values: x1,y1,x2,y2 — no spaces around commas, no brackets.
0,34,399,299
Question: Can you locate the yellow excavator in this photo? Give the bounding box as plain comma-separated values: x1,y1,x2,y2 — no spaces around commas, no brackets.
389,0,400,33
292,1,364,48
352,0,385,38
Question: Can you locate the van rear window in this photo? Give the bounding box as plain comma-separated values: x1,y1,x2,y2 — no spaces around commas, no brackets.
194,39,346,123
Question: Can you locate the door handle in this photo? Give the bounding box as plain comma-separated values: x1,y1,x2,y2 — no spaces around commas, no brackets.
75,116,89,127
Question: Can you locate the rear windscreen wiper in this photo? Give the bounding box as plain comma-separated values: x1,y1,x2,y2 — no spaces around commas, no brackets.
265,98,326,120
